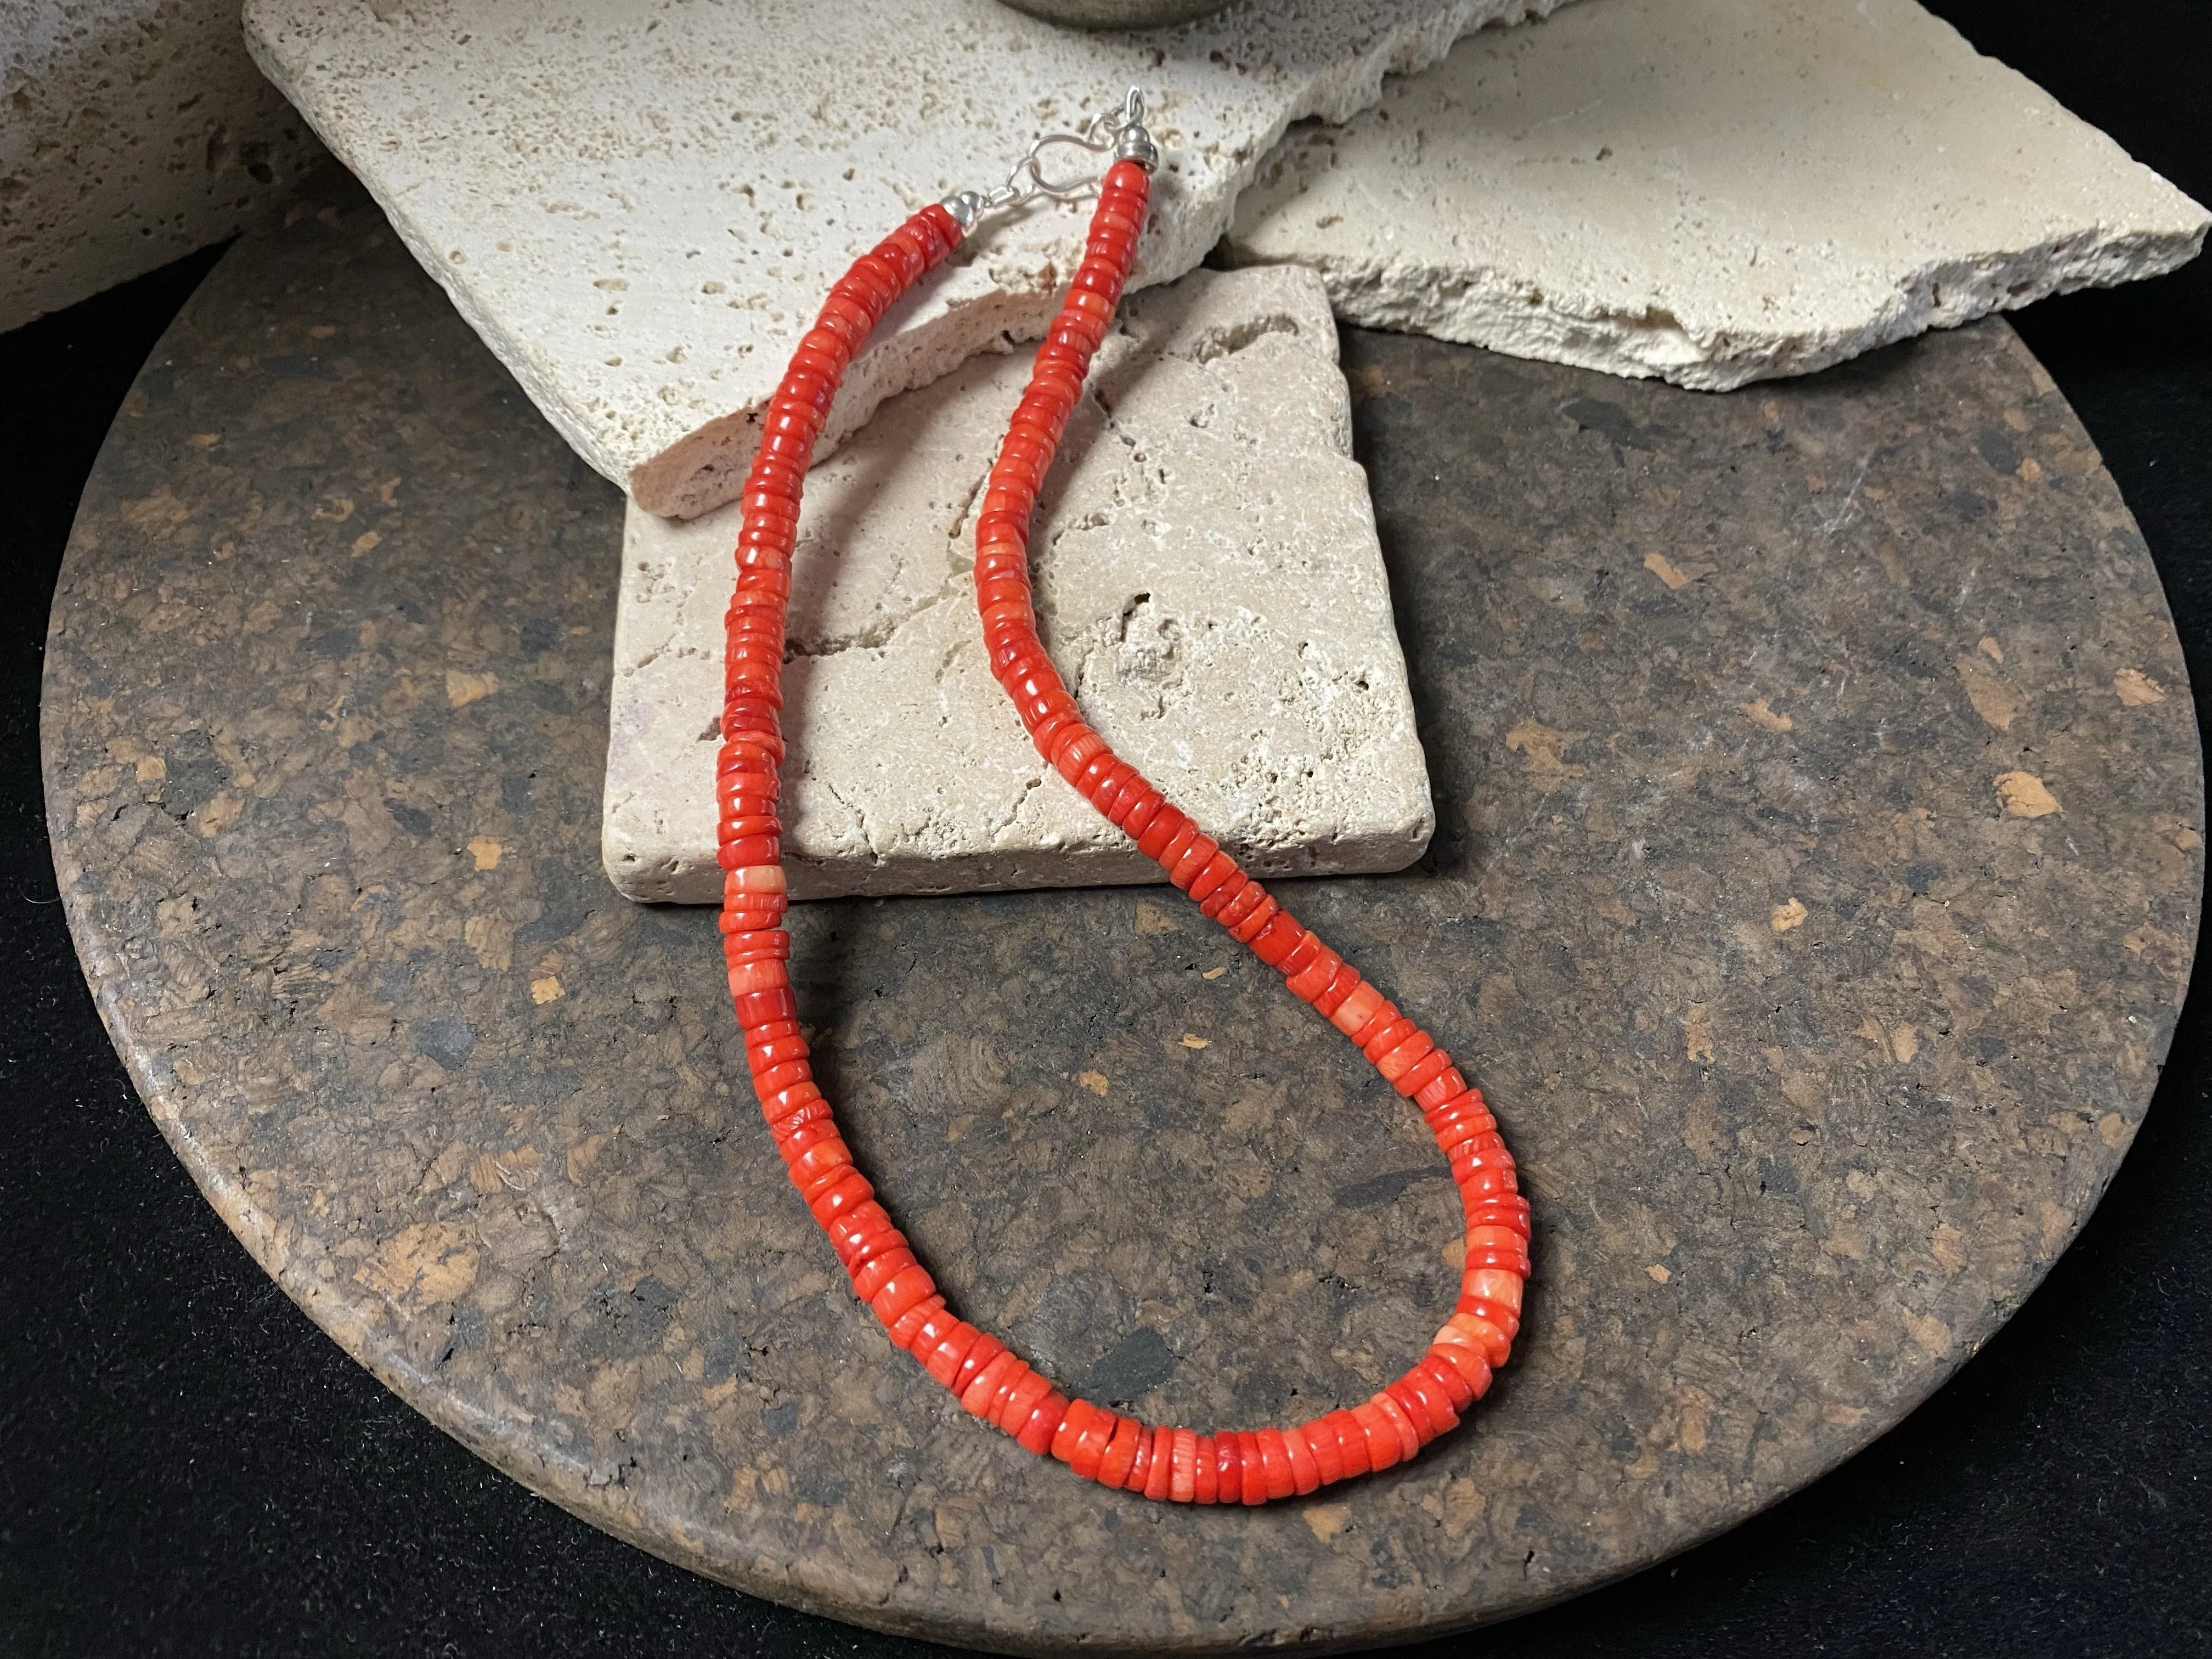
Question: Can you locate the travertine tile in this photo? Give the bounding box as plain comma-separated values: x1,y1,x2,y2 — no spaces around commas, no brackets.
602,266,1432,902
2,0,323,331
243,0,1566,518
1226,0,2208,391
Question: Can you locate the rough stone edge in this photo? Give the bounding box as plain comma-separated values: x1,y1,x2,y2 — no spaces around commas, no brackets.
611,816,1435,907
1218,0,2212,394
1266,223,2211,394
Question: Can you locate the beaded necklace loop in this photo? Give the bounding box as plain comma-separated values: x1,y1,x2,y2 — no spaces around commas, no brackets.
716,91,1530,1503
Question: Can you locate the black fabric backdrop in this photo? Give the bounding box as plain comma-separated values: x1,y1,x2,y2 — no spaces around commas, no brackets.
1,4,2205,1654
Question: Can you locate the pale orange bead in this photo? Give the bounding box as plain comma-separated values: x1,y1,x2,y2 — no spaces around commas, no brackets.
1329,980,1385,1036
1169,1427,1198,1502
1467,1268,1525,1314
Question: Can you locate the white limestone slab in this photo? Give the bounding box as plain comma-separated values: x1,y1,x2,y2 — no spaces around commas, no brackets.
1,0,325,331
241,0,1567,521
1224,0,2209,392
602,265,1432,903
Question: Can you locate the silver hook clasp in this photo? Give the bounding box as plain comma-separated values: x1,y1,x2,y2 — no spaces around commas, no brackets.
941,87,1156,233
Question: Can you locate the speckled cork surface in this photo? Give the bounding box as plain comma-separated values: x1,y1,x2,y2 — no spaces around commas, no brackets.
43,172,2203,1654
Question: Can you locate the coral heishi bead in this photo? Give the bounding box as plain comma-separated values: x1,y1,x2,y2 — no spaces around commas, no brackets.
716,128,1526,1504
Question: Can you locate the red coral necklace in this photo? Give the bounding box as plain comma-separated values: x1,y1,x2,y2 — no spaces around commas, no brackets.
716,92,1530,1504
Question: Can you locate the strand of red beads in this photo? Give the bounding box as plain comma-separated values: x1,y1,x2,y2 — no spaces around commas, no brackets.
717,99,1530,1504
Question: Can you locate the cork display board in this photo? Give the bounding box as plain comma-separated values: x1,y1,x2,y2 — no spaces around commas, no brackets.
43,172,2202,1652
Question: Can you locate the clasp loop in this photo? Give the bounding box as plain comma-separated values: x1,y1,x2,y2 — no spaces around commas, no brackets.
941,87,1156,231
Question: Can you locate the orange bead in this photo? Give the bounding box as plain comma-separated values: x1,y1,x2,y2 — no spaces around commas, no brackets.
806,1170,873,1226
1213,1433,1242,1504
1370,1390,1421,1463
726,957,788,998
961,1350,1023,1419
1118,789,1166,838
785,1141,853,1188
1143,1427,1174,1500
887,1291,946,1350
1276,930,1324,978
1394,1046,1457,1099
1049,1398,1101,1466
902,1304,962,1360
1250,912,1303,964
822,1199,888,1258
1286,949,1342,1003
758,1081,822,1127
870,1265,935,1326
1186,851,1239,903
951,1333,1007,1399
1255,1428,1295,1500
1466,1267,1526,1317
754,1058,811,1097
1391,1371,1454,1442
1352,1400,1400,1472
1135,806,1187,860
850,1246,917,1304
1168,835,1221,889
1441,1309,1515,1365
1068,1406,1118,1481
1429,1342,1494,1400
1280,1425,1322,1495
995,1367,1051,1435
1153,819,1203,873
1097,1414,1144,1488
1124,1420,1156,1493
1192,1435,1218,1504
1237,1431,1268,1505
1209,878,1267,928
1169,1428,1199,1502
1376,1030,1438,1085
1328,1408,1371,1478
1414,1068,1470,1110
1417,1352,1476,1414
1228,894,1280,944
1361,1016,1419,1063
1310,964,1359,1019
1302,1417,1345,1486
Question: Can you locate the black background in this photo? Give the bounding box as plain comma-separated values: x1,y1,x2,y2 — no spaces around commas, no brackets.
2,4,2206,1654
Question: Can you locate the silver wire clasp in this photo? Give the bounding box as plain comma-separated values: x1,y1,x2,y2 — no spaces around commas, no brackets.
940,87,1156,233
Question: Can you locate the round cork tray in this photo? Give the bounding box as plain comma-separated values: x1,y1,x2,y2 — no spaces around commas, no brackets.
45,170,2203,1654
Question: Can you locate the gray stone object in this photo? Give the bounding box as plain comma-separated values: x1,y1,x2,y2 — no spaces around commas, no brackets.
603,264,1432,904
45,175,2200,1653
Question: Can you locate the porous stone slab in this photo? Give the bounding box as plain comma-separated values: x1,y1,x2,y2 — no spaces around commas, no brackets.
1224,0,2210,391
241,0,1566,520
1,0,324,331
603,263,1432,903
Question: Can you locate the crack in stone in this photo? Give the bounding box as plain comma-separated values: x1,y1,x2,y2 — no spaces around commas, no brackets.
986,774,1049,848
812,776,883,861
783,576,960,660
